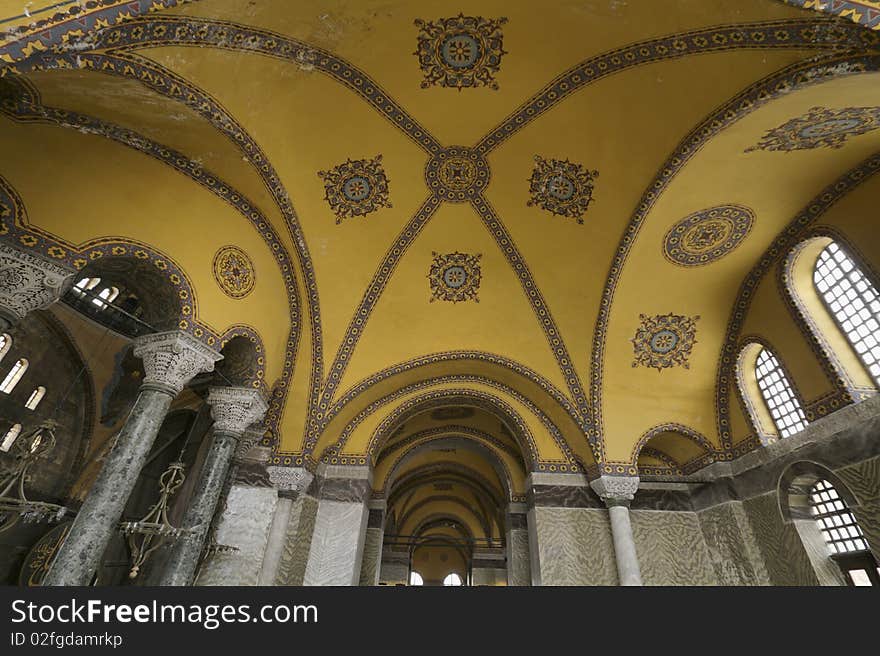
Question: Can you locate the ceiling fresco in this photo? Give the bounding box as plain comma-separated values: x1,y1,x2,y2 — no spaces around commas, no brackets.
2,0,880,534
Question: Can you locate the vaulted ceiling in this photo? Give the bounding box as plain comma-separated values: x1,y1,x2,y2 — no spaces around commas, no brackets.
2,1,880,490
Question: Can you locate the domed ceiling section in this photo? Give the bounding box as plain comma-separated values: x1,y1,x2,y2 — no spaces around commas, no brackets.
2,0,879,474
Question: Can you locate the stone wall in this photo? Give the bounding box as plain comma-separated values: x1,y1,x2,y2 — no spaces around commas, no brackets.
528,506,617,586
631,510,718,585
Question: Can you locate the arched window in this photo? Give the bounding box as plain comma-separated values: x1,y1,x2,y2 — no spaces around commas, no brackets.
0,333,10,364
443,572,463,586
0,423,21,452
72,276,101,298
809,479,878,586
0,358,28,394
409,571,424,586
755,348,808,438
813,241,880,385
93,285,119,310
25,386,46,411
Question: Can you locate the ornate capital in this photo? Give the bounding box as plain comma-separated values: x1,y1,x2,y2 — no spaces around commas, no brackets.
207,386,268,437
133,330,222,396
267,466,312,492
590,475,639,507
0,244,74,327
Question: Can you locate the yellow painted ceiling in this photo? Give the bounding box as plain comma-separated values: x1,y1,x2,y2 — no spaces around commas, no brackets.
2,0,880,477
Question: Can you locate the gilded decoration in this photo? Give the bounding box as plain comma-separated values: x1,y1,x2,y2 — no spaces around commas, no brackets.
747,106,880,152
212,246,255,299
527,156,598,223
414,14,508,90
429,252,482,303
425,147,490,202
317,155,391,223
663,205,754,267
631,313,700,371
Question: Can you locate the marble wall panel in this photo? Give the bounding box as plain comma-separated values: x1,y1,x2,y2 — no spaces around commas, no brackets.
529,507,616,586
303,500,368,586
630,510,718,586
697,501,770,585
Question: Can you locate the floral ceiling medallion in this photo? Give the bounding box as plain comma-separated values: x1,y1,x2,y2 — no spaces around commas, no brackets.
317,155,391,223
663,205,754,267
429,252,482,303
631,313,699,371
527,156,599,223
747,106,880,152
213,246,255,299
414,14,508,90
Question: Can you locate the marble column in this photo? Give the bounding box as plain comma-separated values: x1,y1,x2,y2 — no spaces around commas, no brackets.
303,465,371,586
0,244,74,331
258,466,313,585
194,443,279,586
359,499,385,586
42,331,221,586
506,503,531,586
590,475,643,586
267,467,316,586
158,386,268,586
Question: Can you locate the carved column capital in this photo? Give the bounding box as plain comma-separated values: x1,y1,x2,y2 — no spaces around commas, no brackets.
590,475,639,507
266,465,313,493
133,330,222,396
207,386,269,437
0,244,75,329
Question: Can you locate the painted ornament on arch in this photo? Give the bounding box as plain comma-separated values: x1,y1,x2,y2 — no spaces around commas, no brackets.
663,205,754,267
527,156,598,223
747,106,880,152
414,14,508,90
429,252,482,303
212,246,255,299
631,313,699,371
317,155,391,223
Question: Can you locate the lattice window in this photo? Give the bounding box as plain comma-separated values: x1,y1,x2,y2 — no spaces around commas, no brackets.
814,241,880,384
25,386,46,411
755,348,808,438
0,358,28,394
809,479,869,554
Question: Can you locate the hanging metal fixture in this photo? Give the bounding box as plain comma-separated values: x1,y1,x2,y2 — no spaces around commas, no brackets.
118,459,190,579
0,420,68,533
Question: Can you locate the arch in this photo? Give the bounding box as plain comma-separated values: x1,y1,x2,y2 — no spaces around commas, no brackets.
777,461,877,586
0,358,28,394
215,331,264,390
633,423,715,475
62,254,186,337
379,429,525,501
363,390,541,470
784,231,879,396
736,339,808,444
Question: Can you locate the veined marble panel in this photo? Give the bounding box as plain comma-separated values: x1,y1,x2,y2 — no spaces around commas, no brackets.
277,495,318,586
835,455,880,562
630,510,717,585
506,527,531,586
697,501,770,585
196,485,278,586
529,507,616,586
359,527,383,586
303,499,368,586
743,492,818,586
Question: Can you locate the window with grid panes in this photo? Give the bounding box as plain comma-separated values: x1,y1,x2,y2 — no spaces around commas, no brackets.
813,241,880,384
754,348,808,438
809,479,869,554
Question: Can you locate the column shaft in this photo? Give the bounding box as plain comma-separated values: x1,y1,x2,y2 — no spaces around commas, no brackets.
608,503,642,586
158,430,238,586
43,387,173,586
